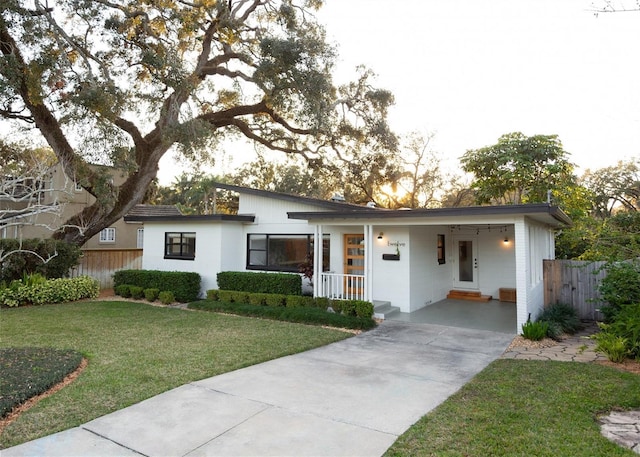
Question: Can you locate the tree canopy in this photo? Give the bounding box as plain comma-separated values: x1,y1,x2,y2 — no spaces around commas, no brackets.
0,0,397,245
460,132,578,206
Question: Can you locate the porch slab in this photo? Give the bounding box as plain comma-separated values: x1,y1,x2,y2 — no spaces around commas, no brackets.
387,298,516,334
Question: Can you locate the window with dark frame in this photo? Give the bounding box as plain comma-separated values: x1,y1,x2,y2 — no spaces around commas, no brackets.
164,232,196,260
247,234,330,272
437,234,446,265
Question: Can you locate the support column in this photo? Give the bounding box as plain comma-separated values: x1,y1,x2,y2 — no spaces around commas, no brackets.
313,224,323,298
365,224,373,302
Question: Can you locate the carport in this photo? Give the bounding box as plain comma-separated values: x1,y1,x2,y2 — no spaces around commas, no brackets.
387,298,517,334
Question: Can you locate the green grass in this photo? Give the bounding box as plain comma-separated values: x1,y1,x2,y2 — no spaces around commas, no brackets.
385,359,640,457
0,301,351,448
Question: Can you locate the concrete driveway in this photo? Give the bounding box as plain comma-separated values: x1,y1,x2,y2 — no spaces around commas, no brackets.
3,321,514,457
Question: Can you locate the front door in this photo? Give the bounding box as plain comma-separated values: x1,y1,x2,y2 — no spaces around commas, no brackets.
343,234,365,298
453,236,479,289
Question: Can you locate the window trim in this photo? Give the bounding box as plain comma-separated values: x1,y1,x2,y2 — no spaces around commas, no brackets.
164,232,196,260
246,233,329,273
99,227,116,243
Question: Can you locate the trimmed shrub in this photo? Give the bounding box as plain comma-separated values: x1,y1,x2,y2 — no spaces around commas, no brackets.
129,286,144,299
115,284,132,298
265,293,286,307
314,296,331,310
158,291,175,305
286,295,306,308
230,290,250,303
144,288,160,302
113,270,201,302
217,271,302,295
217,290,234,303
353,300,374,319
249,293,269,306
206,289,219,301
189,300,377,331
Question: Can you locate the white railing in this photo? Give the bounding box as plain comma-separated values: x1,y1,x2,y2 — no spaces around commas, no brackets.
320,273,365,301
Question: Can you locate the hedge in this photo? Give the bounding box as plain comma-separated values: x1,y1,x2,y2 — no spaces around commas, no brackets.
189,300,377,330
206,289,374,319
113,270,201,302
216,271,302,295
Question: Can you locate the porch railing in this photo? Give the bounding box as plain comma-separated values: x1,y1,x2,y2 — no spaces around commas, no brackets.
320,273,365,301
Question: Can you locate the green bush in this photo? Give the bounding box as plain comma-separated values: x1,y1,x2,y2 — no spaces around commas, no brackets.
129,286,144,299
598,261,640,321
286,295,306,308
114,284,132,298
265,293,286,307
521,320,549,341
206,289,219,301
217,290,234,302
144,288,160,302
594,303,640,360
249,293,269,306
158,291,175,305
0,276,99,307
230,290,250,303
593,331,629,363
113,270,201,302
189,300,377,331
217,271,302,295
0,239,82,282
538,302,582,337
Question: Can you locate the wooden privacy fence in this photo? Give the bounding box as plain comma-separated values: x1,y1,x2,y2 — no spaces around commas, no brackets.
70,249,142,289
543,259,607,321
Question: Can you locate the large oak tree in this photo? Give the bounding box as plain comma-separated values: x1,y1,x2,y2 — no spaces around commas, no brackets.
0,0,396,245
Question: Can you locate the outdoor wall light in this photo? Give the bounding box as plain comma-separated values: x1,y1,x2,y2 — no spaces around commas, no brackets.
377,232,384,240
503,236,509,244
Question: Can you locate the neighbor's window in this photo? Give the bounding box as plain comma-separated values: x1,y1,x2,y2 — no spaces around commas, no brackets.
136,228,144,249
165,232,196,260
247,234,330,272
437,234,446,265
99,227,116,243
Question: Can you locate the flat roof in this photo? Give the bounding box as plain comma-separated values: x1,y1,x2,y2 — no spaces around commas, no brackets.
288,203,572,227
124,214,255,223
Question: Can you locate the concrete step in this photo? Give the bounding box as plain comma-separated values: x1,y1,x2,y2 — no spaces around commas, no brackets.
446,290,493,302
373,300,400,319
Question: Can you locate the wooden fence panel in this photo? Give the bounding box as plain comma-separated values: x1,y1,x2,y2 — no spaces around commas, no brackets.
70,249,142,289
543,259,608,321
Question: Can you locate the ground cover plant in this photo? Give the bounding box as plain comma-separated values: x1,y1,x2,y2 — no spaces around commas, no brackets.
0,301,351,448
385,359,640,457
0,348,83,418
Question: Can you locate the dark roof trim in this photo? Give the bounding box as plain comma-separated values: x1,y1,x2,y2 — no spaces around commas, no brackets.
212,182,376,211
124,214,255,223
288,203,572,226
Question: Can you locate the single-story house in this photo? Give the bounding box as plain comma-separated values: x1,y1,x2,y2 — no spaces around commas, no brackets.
125,183,572,333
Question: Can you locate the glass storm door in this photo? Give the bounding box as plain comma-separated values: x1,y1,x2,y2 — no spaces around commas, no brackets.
453,237,478,289
344,234,365,297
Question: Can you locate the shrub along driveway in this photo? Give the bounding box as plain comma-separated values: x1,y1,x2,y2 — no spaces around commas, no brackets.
3,321,513,456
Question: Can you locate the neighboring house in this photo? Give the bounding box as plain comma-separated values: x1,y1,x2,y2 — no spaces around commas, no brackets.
0,162,180,249
125,183,572,333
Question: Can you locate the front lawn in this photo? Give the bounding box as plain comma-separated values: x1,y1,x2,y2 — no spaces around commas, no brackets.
385,359,640,457
0,301,352,448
